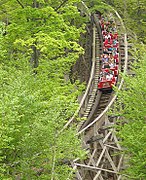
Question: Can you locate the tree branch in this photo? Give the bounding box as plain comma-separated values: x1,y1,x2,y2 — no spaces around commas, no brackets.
54,0,68,12
16,0,24,8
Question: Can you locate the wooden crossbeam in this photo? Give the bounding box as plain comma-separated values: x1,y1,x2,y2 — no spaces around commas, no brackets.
103,131,112,143
74,163,118,174
96,146,106,166
104,143,120,150
93,171,102,180
117,154,124,171
71,162,82,180
99,174,104,180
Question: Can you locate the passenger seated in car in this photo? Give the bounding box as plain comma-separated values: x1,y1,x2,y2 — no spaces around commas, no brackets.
110,70,114,75
113,39,117,45
104,39,109,47
109,32,113,39
103,48,109,54
108,45,113,52
107,33,111,40
102,74,107,80
109,38,113,44
106,72,113,80
99,71,106,81
109,53,114,60
113,40,119,48
102,29,107,36
113,52,119,63
109,62,115,68
104,54,109,62
102,62,110,68
113,32,118,39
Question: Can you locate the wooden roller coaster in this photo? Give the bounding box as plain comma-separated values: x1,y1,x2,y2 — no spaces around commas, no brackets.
61,2,135,179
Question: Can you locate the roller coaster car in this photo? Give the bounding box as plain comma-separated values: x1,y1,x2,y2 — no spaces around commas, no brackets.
98,77,117,90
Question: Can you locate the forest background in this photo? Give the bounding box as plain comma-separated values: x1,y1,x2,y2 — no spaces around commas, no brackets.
0,0,146,179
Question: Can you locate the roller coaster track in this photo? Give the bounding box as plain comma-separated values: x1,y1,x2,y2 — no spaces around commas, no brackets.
61,2,135,179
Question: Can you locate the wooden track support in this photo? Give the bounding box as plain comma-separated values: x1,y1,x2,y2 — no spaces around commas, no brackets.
74,115,124,180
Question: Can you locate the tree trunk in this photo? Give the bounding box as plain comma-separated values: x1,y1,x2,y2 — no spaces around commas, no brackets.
30,44,39,69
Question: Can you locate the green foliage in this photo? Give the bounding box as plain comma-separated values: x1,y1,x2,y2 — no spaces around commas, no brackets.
0,0,85,63
0,59,85,179
83,0,110,13
115,49,146,179
103,0,146,42
0,1,86,179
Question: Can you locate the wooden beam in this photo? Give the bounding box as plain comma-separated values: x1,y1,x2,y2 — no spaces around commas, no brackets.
103,131,112,143
104,144,120,150
71,162,83,180
96,146,106,166
74,163,118,174
117,154,124,171
99,174,104,180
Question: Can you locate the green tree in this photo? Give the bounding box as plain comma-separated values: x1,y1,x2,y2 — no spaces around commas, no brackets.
83,0,109,13
115,47,146,179
0,0,86,179
0,0,85,66
103,0,146,42
0,60,85,179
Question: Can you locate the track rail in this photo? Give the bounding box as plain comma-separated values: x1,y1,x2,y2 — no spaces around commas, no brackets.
80,26,101,122
78,9,128,135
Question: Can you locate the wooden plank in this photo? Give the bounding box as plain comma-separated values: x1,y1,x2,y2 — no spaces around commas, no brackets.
96,146,106,166
74,163,118,174
103,131,112,143
117,154,124,171
104,144,120,150
71,162,82,180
